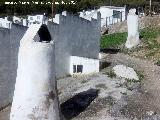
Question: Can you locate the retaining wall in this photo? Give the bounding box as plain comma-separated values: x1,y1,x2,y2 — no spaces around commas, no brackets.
0,24,27,109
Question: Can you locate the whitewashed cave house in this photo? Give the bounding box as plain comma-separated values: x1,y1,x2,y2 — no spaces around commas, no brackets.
80,6,126,27
27,14,48,26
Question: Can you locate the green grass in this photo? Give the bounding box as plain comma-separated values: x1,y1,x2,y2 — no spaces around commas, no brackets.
140,27,160,49
100,27,160,49
100,27,160,62
100,32,127,48
105,70,116,78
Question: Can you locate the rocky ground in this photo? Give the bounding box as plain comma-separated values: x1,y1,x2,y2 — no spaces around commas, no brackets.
0,53,160,120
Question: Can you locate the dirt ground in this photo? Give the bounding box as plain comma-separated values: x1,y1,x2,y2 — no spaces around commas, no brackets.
0,53,160,120
110,53,160,113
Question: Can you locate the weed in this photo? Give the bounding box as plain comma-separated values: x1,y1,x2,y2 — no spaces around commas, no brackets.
81,80,88,84
105,70,116,78
136,70,144,82
155,60,160,66
120,92,127,95
105,96,116,106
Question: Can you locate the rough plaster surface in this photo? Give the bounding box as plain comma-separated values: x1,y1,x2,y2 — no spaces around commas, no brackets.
125,9,140,49
10,24,60,120
113,65,139,80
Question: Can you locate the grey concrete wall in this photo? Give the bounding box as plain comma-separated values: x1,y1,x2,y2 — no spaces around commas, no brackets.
0,24,27,108
0,28,11,108
50,12,101,78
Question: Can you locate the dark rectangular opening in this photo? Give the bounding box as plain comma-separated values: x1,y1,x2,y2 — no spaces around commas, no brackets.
77,65,83,73
73,65,76,73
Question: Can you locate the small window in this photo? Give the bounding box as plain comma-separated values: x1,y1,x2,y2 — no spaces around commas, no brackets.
73,65,76,73
77,65,83,73
73,65,83,73
113,10,121,18
30,17,33,20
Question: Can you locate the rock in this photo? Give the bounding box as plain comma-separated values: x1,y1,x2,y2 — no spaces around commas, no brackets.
113,65,139,80
146,111,154,116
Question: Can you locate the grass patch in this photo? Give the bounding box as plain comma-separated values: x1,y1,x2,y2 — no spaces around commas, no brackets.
100,27,160,61
105,70,116,78
125,78,141,83
137,71,144,82
100,32,127,48
100,27,160,49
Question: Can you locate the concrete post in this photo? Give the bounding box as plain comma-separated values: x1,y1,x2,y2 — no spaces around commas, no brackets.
22,19,27,26
10,24,60,120
125,9,140,49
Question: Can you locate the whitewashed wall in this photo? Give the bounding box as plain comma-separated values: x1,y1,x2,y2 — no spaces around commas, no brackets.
80,6,126,27
100,6,126,27
0,18,12,29
27,15,48,26
70,56,99,75
13,16,21,23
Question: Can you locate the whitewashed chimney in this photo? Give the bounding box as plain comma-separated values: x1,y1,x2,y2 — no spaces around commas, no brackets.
10,24,60,120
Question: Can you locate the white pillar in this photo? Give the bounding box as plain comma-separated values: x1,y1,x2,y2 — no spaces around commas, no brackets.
125,9,140,49
23,19,27,26
10,24,60,120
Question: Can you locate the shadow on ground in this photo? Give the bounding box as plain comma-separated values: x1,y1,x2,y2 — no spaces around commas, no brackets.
60,89,99,119
100,48,120,54
100,61,111,70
